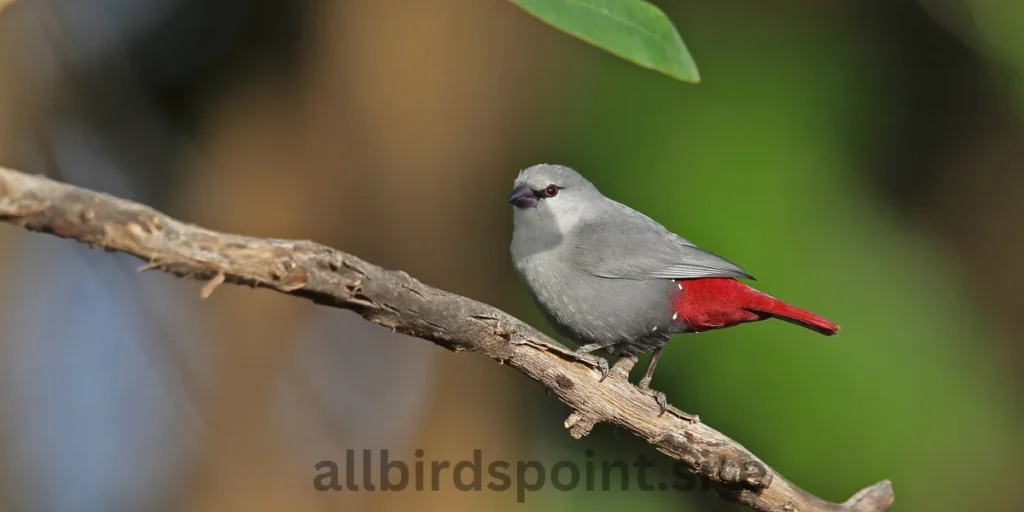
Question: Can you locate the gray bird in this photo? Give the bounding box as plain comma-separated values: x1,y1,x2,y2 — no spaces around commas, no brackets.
508,164,839,410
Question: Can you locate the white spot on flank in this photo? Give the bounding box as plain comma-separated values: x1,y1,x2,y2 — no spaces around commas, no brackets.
672,312,678,320
677,282,683,290
651,326,658,332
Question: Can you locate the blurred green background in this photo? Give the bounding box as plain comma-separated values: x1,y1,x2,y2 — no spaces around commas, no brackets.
0,1,1021,511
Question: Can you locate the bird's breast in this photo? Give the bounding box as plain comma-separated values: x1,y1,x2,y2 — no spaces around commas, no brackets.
512,249,682,347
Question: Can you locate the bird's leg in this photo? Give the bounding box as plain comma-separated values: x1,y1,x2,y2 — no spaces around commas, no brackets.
574,343,610,382
637,348,663,389
637,348,668,415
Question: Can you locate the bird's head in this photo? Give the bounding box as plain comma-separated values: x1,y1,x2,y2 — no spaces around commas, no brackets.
508,164,601,230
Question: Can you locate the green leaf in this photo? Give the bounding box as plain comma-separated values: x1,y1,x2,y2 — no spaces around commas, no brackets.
510,0,699,83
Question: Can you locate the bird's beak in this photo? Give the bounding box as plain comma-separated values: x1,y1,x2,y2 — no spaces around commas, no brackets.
507,184,538,208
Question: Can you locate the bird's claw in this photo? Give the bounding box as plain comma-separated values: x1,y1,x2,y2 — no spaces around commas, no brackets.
676,409,700,423
595,358,610,382
652,390,668,416
635,377,667,415
645,389,700,422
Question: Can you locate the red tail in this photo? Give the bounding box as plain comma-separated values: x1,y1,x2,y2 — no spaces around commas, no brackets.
671,278,839,335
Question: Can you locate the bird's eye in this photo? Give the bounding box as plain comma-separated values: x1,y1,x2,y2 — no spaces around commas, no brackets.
544,184,559,197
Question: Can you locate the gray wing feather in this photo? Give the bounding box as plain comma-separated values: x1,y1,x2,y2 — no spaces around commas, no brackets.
568,203,753,281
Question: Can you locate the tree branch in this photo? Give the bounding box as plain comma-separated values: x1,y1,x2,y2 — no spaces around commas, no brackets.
0,166,893,512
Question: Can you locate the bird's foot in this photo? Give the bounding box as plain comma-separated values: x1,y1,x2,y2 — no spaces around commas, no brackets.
574,344,611,382
637,380,669,416
636,365,668,413
671,405,699,422
638,385,699,422
594,358,610,382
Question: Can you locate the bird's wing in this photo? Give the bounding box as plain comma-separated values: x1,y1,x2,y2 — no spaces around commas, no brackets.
568,204,754,281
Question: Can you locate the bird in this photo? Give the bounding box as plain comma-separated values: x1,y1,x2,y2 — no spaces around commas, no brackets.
507,163,839,413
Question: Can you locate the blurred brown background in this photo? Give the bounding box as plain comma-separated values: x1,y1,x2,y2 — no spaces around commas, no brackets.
0,1,1021,511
